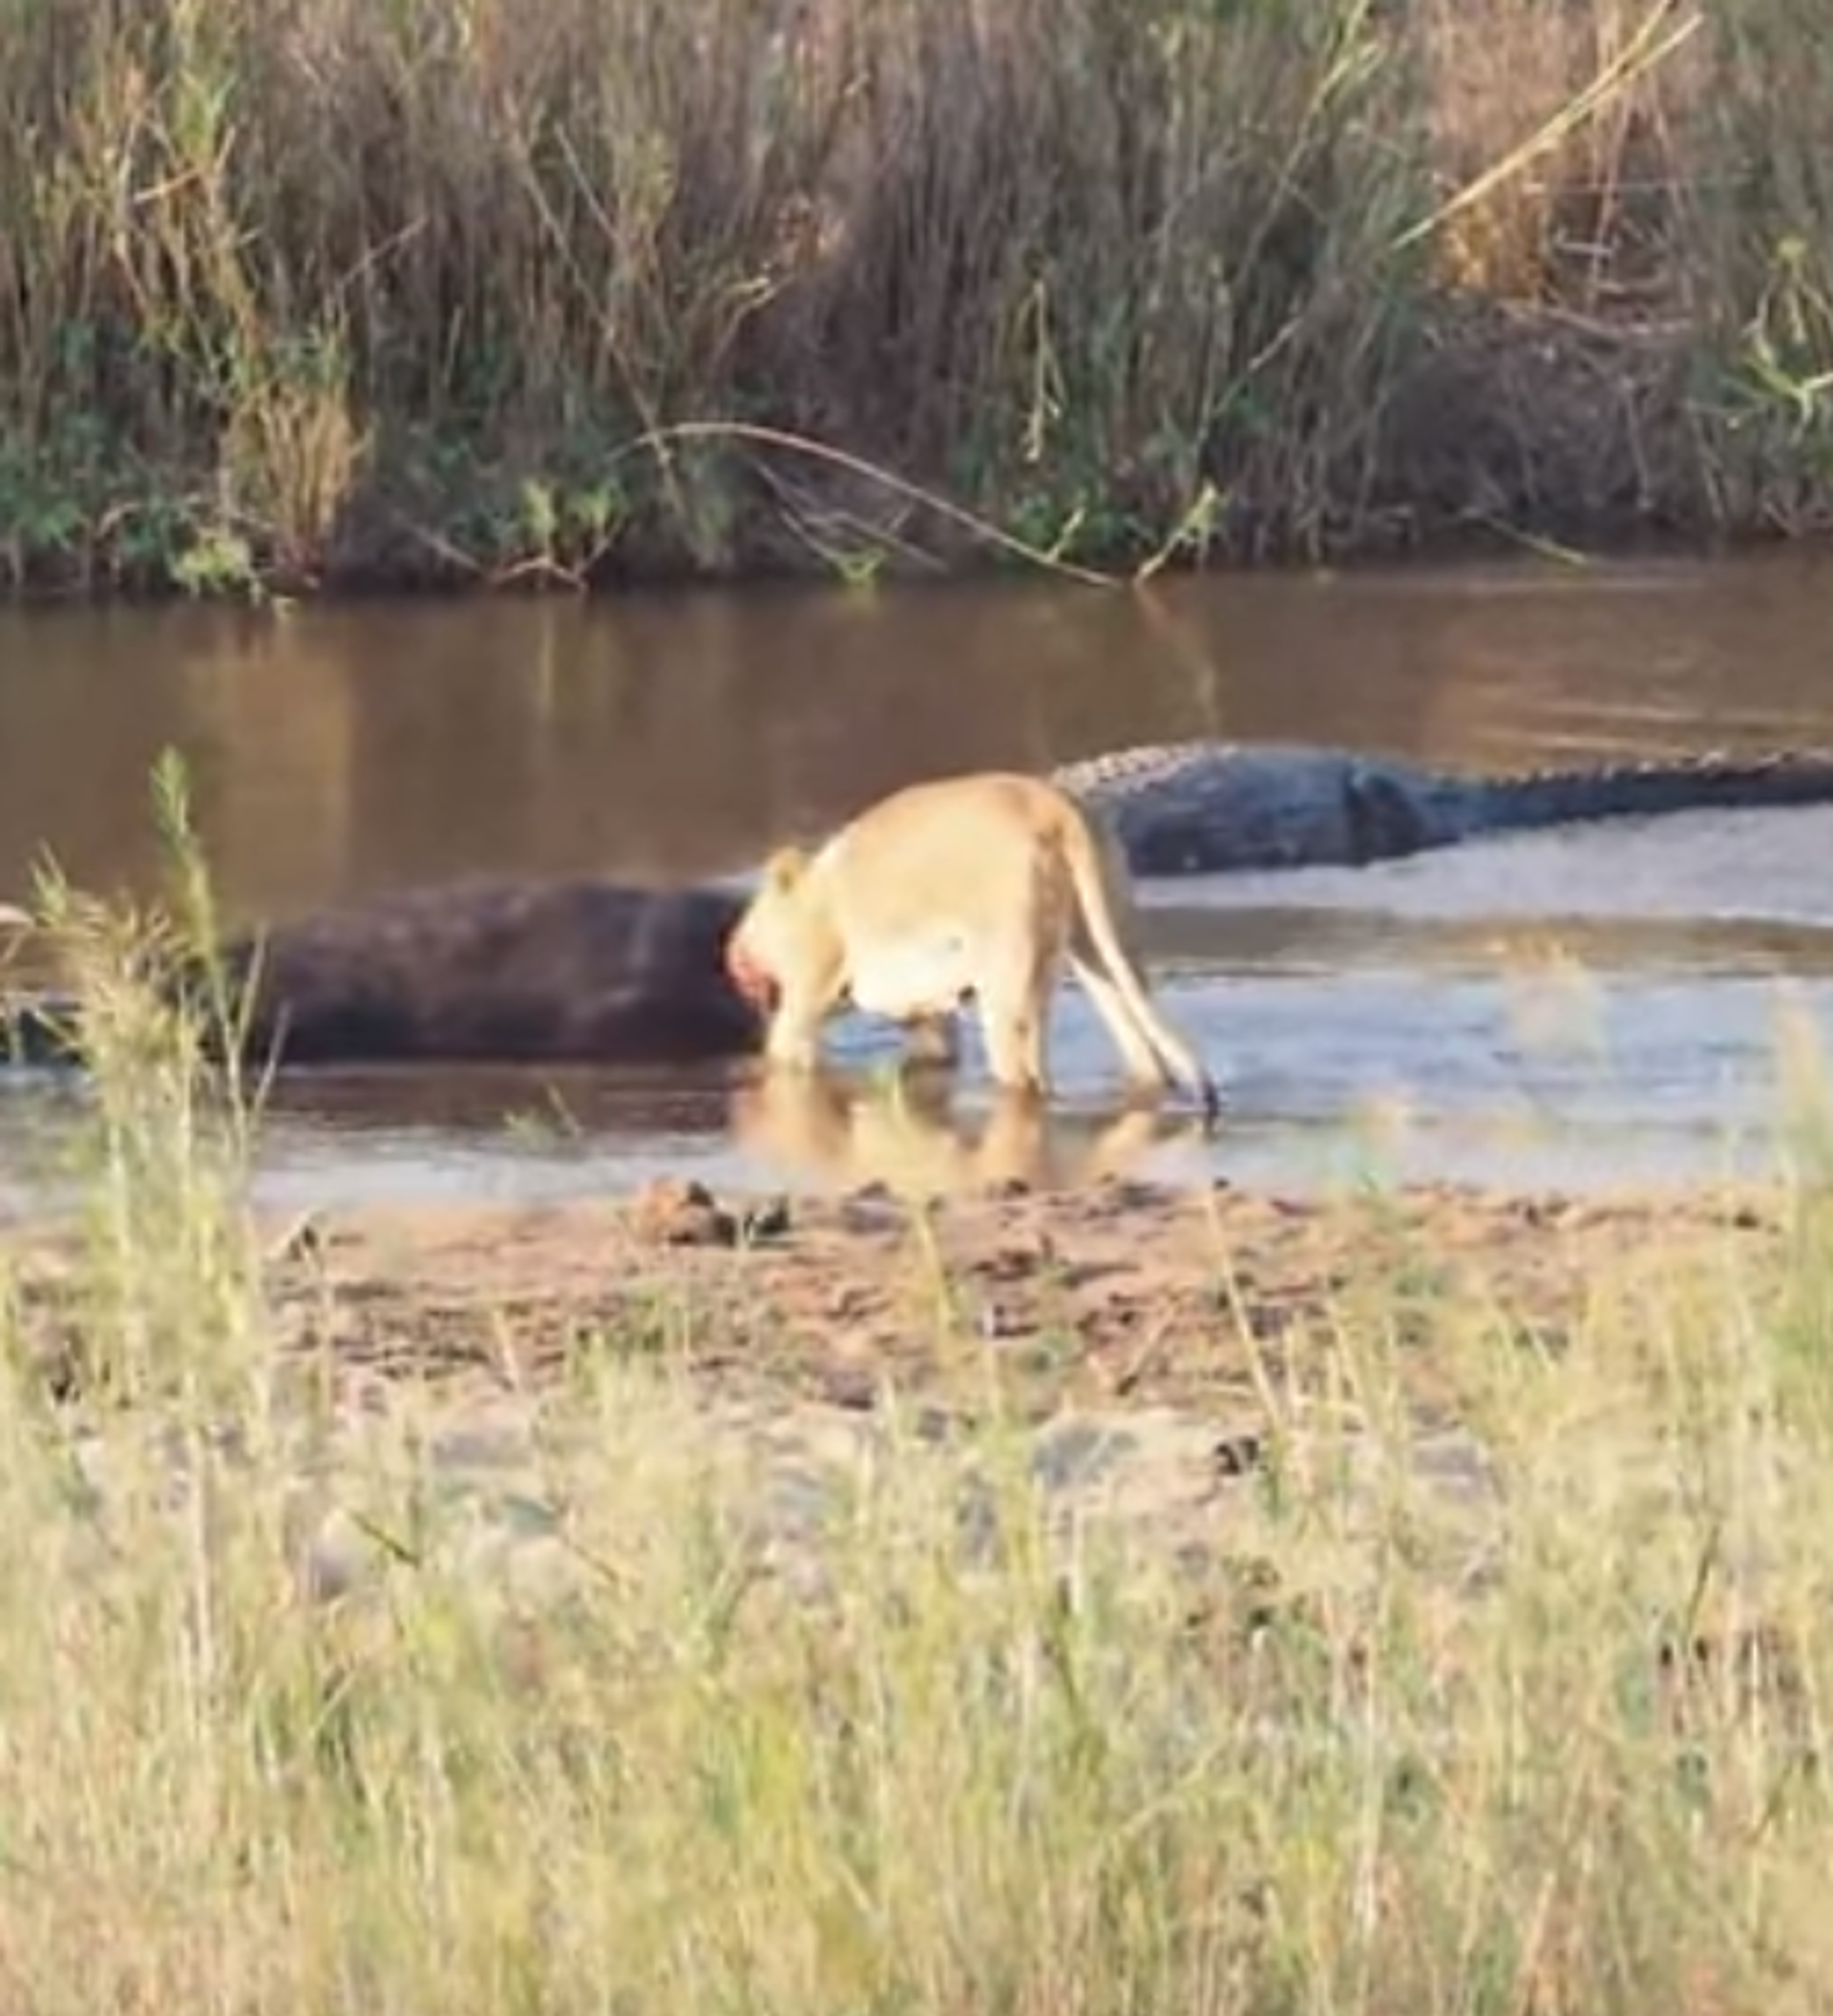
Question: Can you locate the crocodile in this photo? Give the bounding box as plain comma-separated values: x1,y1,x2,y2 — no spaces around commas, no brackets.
3,876,763,1070
1047,741,1833,876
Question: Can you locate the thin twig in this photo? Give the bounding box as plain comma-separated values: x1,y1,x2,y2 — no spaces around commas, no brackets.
615,420,1127,590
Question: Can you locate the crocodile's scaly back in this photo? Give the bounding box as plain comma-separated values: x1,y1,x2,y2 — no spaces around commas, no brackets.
1049,740,1455,872
1050,738,1833,877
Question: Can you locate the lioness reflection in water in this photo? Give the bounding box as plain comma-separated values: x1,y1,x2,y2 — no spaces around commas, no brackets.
729,1063,1211,1196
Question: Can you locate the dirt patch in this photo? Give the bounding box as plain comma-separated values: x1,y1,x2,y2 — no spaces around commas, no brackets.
3,1172,1804,1618
4,1170,1796,1455
171,1173,1782,1430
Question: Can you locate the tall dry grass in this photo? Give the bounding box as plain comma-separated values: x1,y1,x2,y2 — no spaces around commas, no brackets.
0,0,1826,581
6,776,1833,2009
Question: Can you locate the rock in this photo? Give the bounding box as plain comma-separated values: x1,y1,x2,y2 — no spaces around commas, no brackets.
624,1179,790,1250
627,1177,738,1248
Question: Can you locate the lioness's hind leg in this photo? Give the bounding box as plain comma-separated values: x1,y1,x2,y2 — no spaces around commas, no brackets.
1068,956,1176,1095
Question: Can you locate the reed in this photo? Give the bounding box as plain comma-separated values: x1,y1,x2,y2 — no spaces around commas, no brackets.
0,0,1824,590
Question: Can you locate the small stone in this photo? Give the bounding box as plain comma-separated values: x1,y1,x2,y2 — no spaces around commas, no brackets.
626,1177,739,1249
739,1197,793,1244
1211,1431,1266,1479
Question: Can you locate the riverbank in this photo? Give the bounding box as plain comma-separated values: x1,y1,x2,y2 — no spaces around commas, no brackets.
7,1160,1833,2007
3,0,1832,600
9,862,1833,2007
18,1168,1791,1426
5,1162,1818,1658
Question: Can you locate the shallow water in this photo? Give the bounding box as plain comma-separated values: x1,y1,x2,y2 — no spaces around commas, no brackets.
4,550,1833,1208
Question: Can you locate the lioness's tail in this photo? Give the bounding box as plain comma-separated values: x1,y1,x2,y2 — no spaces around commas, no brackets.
1058,806,1221,1122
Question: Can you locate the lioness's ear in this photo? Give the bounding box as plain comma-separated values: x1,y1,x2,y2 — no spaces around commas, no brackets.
763,845,811,892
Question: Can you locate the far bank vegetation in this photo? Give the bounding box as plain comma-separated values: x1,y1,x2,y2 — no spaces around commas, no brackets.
0,0,1827,595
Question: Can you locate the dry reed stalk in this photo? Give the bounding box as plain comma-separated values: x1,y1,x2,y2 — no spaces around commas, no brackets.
0,0,1825,586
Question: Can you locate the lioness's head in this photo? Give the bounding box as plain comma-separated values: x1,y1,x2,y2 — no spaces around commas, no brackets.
724,846,814,1010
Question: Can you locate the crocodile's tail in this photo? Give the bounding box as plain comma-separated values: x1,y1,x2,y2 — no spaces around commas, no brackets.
1479,748,1833,833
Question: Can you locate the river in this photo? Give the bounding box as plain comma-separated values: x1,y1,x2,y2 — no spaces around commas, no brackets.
4,550,1833,1208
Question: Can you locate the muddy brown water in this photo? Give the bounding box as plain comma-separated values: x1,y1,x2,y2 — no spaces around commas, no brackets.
4,549,1833,1213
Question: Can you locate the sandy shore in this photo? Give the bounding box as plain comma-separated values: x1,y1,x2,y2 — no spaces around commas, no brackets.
2,1168,1795,1616
227,1171,1782,1415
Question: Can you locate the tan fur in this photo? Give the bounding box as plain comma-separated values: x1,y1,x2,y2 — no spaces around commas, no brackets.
724,772,1221,1120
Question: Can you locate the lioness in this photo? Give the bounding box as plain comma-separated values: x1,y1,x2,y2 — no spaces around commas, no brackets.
724,771,1221,1121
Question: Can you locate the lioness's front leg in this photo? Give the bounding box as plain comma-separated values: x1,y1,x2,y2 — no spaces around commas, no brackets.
762,982,832,1071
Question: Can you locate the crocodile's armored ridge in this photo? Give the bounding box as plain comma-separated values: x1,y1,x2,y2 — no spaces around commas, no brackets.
1048,741,1833,875
3,876,763,1069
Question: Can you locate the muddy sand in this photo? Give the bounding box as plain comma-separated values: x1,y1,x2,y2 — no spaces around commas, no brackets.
5,1169,1807,1619
252,1171,1788,1418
